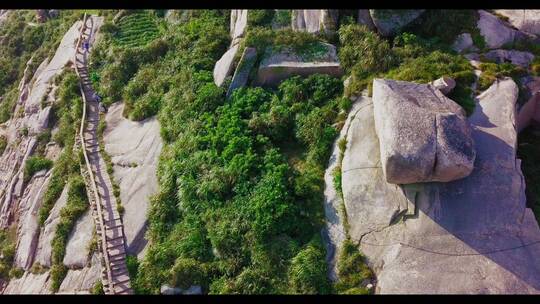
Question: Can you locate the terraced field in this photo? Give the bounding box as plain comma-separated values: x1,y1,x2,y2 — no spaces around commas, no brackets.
115,11,160,48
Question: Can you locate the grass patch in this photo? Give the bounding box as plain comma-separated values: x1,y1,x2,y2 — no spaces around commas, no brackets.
114,11,161,48
477,62,527,92
0,135,7,155
333,239,373,294
24,156,53,183
0,226,17,281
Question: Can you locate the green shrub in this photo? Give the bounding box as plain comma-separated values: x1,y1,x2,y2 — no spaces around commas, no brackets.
50,264,68,292
24,156,53,182
287,235,331,294
91,280,105,295
0,135,7,155
477,62,527,92
8,266,24,279
333,239,373,294
247,10,275,27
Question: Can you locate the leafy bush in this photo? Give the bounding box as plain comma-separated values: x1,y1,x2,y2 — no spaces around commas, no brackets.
0,228,16,281
338,24,397,96
247,10,275,28
24,156,53,182
50,264,68,292
477,62,527,92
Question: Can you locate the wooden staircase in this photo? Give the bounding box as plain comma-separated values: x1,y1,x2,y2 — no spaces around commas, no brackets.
74,14,133,295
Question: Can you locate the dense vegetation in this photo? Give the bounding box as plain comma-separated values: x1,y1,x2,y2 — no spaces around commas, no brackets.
24,156,53,182
338,24,476,115
112,11,162,48
0,10,83,123
0,227,16,281
0,136,7,155
518,128,540,223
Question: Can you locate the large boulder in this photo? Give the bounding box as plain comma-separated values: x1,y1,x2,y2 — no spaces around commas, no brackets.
291,10,338,34
230,9,247,44
452,33,476,54
341,78,540,293
63,210,94,268
226,47,257,99
253,42,343,87
369,10,425,36
357,10,377,31
213,43,240,87
477,10,528,49
372,79,476,184
495,10,540,36
484,49,535,68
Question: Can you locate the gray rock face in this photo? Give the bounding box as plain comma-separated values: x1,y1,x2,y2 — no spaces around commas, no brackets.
484,49,535,68
254,42,343,87
230,9,247,44
103,102,162,258
495,10,540,36
63,210,93,268
226,47,257,99
341,78,540,293
57,254,101,294
477,10,526,49
517,77,540,132
372,79,475,184
358,10,376,31
291,10,338,34
452,33,476,53
369,10,425,36
3,271,52,294
33,185,68,267
184,285,203,295
213,44,239,87
161,284,182,295
429,76,456,95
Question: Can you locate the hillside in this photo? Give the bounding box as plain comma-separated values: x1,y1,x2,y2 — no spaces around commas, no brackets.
0,9,539,295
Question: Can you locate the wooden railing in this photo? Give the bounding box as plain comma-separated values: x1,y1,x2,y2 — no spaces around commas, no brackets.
73,13,115,294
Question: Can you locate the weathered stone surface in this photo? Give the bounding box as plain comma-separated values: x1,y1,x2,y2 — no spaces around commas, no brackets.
58,254,101,294
13,170,51,270
291,10,337,34
230,9,247,43
372,79,475,184
161,284,182,295
104,102,162,258
369,10,425,36
213,44,239,87
452,33,476,53
341,77,540,293
358,10,376,31
517,77,540,132
477,10,525,49
254,42,343,87
184,285,203,295
33,185,68,267
322,93,371,281
484,49,535,68
226,47,257,98
430,76,456,95
63,210,93,268
3,271,52,294
495,10,540,36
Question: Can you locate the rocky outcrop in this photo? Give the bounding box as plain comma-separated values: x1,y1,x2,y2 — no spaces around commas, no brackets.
230,9,247,44
103,102,162,258
3,270,52,294
13,170,52,270
254,42,343,87
213,44,239,87
226,47,257,98
291,10,338,34
57,254,101,294
63,210,94,268
372,79,475,184
484,49,535,68
33,185,68,267
517,77,540,132
357,10,376,31
495,10,540,36
452,33,476,54
477,10,529,49
369,10,425,37
341,78,540,293
429,76,456,95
